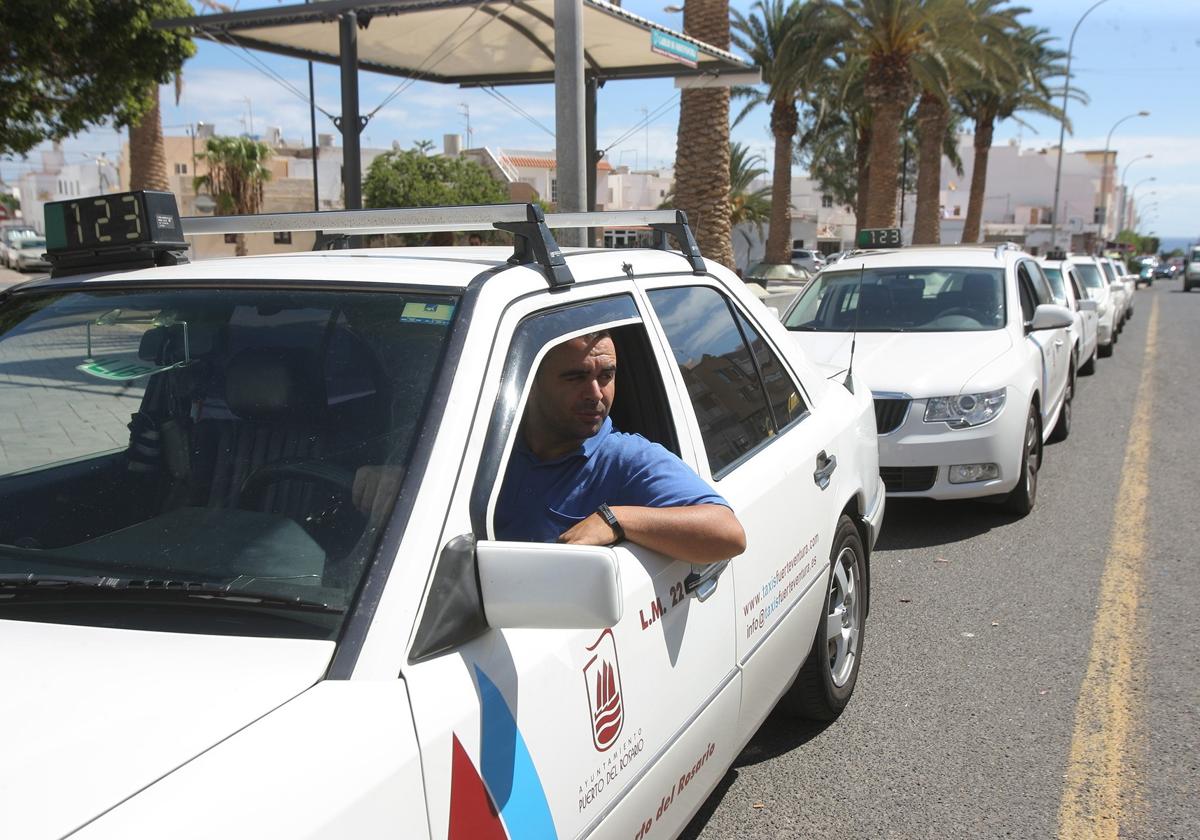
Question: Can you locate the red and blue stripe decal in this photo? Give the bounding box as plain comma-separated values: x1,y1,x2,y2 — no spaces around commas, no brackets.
448,666,558,840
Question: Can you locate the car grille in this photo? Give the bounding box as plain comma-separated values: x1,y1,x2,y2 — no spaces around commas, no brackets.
880,466,938,493
873,398,911,434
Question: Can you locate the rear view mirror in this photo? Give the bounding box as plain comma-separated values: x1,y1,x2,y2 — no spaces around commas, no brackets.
477,541,623,628
1077,299,1099,313
1030,304,1074,331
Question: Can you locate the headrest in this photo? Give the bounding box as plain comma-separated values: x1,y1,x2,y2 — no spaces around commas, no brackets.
225,348,325,421
962,273,996,301
858,284,892,308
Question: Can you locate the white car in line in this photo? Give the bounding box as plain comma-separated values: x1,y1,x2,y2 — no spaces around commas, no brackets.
1099,257,1135,322
1067,256,1119,357
1097,257,1130,329
781,243,1075,515
1038,256,1099,376
1,191,885,840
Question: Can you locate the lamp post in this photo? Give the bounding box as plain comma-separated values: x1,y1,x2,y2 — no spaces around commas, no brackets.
1050,0,1111,250
1129,181,1155,232
1117,154,1153,233
1101,110,1149,240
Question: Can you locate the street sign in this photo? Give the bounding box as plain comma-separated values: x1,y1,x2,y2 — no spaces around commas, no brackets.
650,30,698,68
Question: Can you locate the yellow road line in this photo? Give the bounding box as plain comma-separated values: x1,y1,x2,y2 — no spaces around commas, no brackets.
1057,296,1159,840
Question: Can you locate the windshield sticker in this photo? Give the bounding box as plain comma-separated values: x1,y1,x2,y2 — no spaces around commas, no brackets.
77,355,183,382
401,301,455,325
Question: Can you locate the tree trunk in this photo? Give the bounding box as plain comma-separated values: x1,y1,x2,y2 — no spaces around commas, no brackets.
128,85,169,192
855,121,871,236
961,108,995,244
765,98,797,264
862,96,906,228
673,0,734,269
912,91,949,245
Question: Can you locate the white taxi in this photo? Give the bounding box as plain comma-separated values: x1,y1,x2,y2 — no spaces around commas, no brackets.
1038,254,1099,375
0,192,884,840
781,241,1074,515
1066,255,1119,357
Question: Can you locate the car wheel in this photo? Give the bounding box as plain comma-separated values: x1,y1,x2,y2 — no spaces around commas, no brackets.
1049,371,1073,442
1003,406,1040,516
785,515,865,721
1079,346,1096,376
1098,341,1113,358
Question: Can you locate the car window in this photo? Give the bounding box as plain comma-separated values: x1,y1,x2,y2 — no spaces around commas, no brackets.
1041,266,1068,306
783,266,1005,332
1074,262,1104,291
733,309,807,428
1016,269,1037,322
647,285,778,476
1099,261,1118,283
0,286,458,639
1067,271,1085,303
1019,261,1053,306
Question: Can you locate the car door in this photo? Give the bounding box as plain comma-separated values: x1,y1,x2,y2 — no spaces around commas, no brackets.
1018,260,1069,431
639,279,839,739
401,288,738,840
1067,270,1097,362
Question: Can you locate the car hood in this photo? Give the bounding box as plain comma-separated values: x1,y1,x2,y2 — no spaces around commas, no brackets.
0,619,334,839
789,329,1014,396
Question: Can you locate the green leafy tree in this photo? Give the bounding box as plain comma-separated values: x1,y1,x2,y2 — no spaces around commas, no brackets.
193,135,273,256
729,142,773,248
0,0,195,157
732,0,836,264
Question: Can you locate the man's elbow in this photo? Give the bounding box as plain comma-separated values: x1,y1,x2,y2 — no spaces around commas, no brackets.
705,507,746,563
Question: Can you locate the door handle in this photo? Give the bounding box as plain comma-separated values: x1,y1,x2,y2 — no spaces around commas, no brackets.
814,450,837,490
1054,339,1064,347
685,559,729,602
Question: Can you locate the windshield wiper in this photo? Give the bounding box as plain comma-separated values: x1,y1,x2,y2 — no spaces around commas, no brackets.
0,574,343,613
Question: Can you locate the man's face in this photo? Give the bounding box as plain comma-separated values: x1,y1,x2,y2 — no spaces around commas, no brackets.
526,334,616,449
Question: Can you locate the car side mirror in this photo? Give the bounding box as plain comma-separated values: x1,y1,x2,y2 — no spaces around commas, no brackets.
477,540,623,628
1077,298,1099,313
1030,303,1074,331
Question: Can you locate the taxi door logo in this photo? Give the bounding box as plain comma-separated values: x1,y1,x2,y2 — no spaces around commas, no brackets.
582,628,624,752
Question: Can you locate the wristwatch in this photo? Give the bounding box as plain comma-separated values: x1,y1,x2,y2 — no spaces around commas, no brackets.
597,503,625,545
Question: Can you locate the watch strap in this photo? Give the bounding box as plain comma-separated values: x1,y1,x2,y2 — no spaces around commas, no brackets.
597,503,625,544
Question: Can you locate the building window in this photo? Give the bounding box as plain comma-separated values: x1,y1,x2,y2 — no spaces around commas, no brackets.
224,234,238,245
821,194,833,208
953,206,961,217
174,163,188,175
550,177,558,204
273,231,292,245
1093,206,1104,224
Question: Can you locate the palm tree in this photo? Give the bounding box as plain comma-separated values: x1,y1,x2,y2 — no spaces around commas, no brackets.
829,0,952,229
957,25,1072,243
732,0,835,264
128,85,169,192
728,142,773,249
672,0,735,269
193,135,273,256
911,0,1021,244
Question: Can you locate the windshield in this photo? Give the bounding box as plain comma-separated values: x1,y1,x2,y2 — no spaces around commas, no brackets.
1075,262,1105,291
18,238,45,250
0,286,457,639
1192,249,1200,262
1100,261,1119,283
1042,267,1068,305
783,266,1006,332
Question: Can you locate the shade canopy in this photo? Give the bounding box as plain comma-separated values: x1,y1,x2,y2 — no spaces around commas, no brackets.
160,0,752,87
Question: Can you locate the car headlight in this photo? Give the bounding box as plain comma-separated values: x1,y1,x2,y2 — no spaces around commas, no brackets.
924,388,1007,428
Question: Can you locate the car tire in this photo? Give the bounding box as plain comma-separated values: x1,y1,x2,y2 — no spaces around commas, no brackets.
1049,371,1073,443
784,515,865,721
1002,406,1040,517
1079,346,1097,376
1098,341,1113,358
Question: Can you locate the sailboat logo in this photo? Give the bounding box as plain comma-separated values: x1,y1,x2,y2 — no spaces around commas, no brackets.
582,628,625,752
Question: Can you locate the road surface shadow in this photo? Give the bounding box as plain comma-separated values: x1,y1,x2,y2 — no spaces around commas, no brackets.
679,708,835,839
875,497,1013,550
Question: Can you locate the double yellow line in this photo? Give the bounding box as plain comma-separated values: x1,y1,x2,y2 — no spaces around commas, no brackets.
1057,296,1160,839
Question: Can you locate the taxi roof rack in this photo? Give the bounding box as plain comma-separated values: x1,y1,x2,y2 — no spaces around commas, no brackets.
181,203,704,288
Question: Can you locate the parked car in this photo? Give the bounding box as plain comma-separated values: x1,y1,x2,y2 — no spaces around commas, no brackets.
1067,256,1118,357
790,248,826,273
1097,257,1131,329
10,236,49,272
0,190,885,840
1039,256,1099,375
1152,262,1176,280
745,260,811,289
0,224,37,269
1184,246,1200,291
781,243,1074,515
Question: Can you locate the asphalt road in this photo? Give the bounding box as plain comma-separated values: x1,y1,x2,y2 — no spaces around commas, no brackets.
685,277,1199,840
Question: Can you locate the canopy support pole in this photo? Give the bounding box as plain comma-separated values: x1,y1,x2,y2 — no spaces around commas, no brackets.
554,0,586,246
337,12,364,211
586,74,599,246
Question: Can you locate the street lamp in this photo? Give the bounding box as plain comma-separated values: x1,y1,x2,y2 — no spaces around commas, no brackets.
1117,154,1153,233
1101,110,1149,238
1050,0,1112,249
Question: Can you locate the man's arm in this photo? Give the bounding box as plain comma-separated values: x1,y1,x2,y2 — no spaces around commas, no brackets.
557,504,746,564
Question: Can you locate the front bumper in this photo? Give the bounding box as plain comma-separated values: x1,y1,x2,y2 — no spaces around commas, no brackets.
877,395,1026,500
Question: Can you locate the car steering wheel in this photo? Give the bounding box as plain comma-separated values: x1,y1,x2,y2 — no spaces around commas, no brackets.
239,461,357,502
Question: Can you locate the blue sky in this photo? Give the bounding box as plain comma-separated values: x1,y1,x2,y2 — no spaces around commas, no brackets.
4,0,1198,237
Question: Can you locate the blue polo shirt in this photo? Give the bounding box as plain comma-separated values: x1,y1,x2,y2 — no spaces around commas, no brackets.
494,417,729,543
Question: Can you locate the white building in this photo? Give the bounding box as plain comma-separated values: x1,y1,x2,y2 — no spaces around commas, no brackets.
732,176,858,270
18,145,119,234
